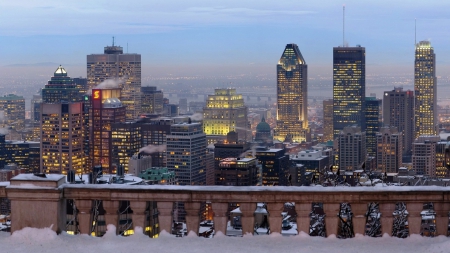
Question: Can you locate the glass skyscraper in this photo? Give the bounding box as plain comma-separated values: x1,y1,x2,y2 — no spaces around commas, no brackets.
274,43,309,142
333,46,366,139
414,41,437,138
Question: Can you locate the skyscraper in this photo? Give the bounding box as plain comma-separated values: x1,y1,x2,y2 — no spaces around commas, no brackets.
337,126,366,172
322,99,333,142
383,87,414,157
274,44,309,143
141,86,164,114
333,46,366,139
376,127,402,173
414,41,437,138
412,135,439,176
0,94,25,130
42,66,81,103
87,43,141,120
203,88,248,144
365,97,382,158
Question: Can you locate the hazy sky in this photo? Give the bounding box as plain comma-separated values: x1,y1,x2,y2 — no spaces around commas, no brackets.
1,0,450,77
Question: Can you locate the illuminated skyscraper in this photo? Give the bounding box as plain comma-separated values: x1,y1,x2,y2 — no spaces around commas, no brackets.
203,88,248,144
322,99,333,142
87,43,141,120
42,66,81,103
376,127,402,173
0,94,25,130
141,86,164,114
274,43,309,142
333,46,365,139
414,41,437,138
365,97,381,158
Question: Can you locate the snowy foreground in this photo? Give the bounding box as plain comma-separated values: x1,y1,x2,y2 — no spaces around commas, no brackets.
1,225,450,253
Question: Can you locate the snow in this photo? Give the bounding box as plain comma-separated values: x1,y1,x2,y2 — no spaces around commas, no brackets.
1,226,450,253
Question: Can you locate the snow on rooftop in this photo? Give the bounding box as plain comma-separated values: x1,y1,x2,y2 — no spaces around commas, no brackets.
0,225,449,253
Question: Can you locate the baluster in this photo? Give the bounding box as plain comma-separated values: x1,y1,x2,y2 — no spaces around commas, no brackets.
408,202,422,235
380,203,394,236
102,200,119,233
184,202,201,235
295,203,310,235
351,203,366,235
130,201,147,233
267,202,284,234
75,199,92,235
211,202,228,236
324,203,339,236
157,201,174,234
240,203,255,235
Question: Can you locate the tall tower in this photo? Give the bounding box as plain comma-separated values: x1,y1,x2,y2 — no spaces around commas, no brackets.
376,126,402,173
87,43,141,120
414,41,437,138
42,66,81,103
383,87,414,157
141,86,164,114
274,43,309,143
203,88,248,144
365,97,381,158
322,99,333,142
333,46,366,139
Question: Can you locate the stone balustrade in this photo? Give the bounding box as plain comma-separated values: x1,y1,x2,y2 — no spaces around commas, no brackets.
1,174,450,238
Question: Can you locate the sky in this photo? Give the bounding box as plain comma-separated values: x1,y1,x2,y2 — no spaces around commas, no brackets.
1,0,450,78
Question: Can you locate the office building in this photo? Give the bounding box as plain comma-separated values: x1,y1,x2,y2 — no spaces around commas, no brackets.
290,149,329,185
333,46,366,138
414,41,437,138
215,157,258,186
139,117,174,167
112,122,141,172
436,141,449,178
42,66,81,103
90,88,126,172
255,147,289,186
166,122,206,185
337,126,366,172
214,131,250,170
0,94,25,130
73,77,88,97
376,127,402,173
203,88,248,144
87,43,141,120
40,102,84,174
412,135,440,176
141,86,164,114
365,97,382,158
274,44,310,143
383,87,414,157
323,99,333,142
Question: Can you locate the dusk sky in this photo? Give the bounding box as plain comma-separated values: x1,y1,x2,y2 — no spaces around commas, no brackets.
1,0,450,77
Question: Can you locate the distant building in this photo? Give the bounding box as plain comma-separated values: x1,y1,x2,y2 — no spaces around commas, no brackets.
365,97,382,158
436,141,449,178
322,99,333,142
337,126,366,172
290,149,329,185
141,86,163,114
414,41,437,138
167,122,206,185
42,66,81,103
111,122,141,172
179,98,188,114
376,127,402,173
215,158,258,186
274,44,310,143
213,132,250,171
333,46,366,138
139,117,174,167
0,164,26,182
255,117,272,144
128,153,152,176
256,147,289,186
138,167,176,185
87,43,141,120
412,135,440,176
73,77,88,97
383,87,414,157
0,94,25,130
203,88,249,144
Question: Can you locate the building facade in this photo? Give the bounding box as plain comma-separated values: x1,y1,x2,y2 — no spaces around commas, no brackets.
203,88,248,144
141,86,164,114
87,44,141,120
376,127,402,173
414,41,437,138
0,94,25,130
365,97,382,158
111,122,141,172
322,99,333,142
256,147,289,186
412,135,440,176
274,44,309,143
337,126,366,172
333,46,366,138
42,66,81,103
215,158,258,186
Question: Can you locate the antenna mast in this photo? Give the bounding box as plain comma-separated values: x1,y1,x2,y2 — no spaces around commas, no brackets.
414,18,416,46
343,4,345,47
112,36,115,46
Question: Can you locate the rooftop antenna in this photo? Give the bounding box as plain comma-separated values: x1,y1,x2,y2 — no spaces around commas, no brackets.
414,18,417,46
127,42,128,53
112,36,115,46
343,4,345,47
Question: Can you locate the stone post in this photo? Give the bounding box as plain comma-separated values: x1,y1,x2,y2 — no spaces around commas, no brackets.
212,202,228,235
351,203,367,235
102,200,119,233
267,202,284,234
240,203,255,235
407,202,423,235
295,203,311,235
75,199,93,235
380,202,394,236
184,202,201,235
324,203,339,237
157,201,174,234
130,201,148,232
433,202,449,236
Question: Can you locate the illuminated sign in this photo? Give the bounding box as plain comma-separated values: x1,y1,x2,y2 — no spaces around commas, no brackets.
93,90,100,100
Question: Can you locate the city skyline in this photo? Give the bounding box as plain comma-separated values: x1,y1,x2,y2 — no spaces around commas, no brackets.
1,1,450,79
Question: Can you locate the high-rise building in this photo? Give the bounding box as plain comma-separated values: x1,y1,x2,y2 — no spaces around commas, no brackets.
0,94,25,130
90,88,126,172
139,117,173,167
215,158,258,186
0,138,40,173
436,140,449,178
214,132,250,170
412,135,440,176
73,77,88,97
322,99,333,142
365,97,382,158
203,88,248,144
414,41,437,139
274,44,309,142
256,147,289,186
376,127,402,173
337,126,366,172
31,93,42,124
383,87,415,157
166,122,206,185
111,122,141,173
42,66,81,103
40,102,84,174
333,46,366,138
87,43,141,120
141,86,164,114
